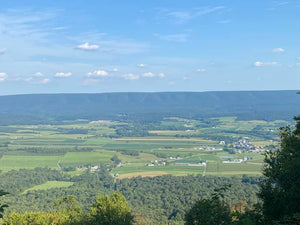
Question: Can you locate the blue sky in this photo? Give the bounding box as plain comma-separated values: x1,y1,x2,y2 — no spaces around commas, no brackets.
0,0,299,95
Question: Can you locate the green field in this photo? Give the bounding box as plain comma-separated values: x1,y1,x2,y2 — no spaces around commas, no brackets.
60,151,113,167
23,181,74,193
206,162,262,176
112,163,204,178
0,116,279,176
0,155,60,172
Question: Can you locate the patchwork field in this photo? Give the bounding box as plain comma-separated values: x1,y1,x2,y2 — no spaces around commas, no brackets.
0,116,283,177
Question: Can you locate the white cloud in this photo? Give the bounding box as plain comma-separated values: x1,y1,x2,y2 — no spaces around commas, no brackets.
86,70,108,77
123,73,139,80
272,48,285,53
76,42,100,50
196,68,206,72
55,72,72,77
0,48,6,54
0,72,7,82
35,72,44,77
71,31,150,55
41,78,50,84
111,68,119,72
158,73,165,78
254,61,279,67
142,72,155,77
137,63,146,68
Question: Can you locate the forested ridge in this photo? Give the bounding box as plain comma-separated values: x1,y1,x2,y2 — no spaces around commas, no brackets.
0,91,299,124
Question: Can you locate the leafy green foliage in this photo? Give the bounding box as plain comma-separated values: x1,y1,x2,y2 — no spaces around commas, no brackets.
2,211,72,225
2,192,133,225
1,168,260,224
53,195,82,223
184,185,232,225
0,190,9,219
259,116,300,224
0,168,65,194
111,154,121,165
85,191,134,225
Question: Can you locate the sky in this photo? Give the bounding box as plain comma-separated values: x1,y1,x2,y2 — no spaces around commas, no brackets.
0,0,299,95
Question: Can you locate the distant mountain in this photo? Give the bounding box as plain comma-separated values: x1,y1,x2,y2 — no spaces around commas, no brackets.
0,91,299,124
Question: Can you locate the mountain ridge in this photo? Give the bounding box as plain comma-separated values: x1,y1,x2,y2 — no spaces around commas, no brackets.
0,90,299,124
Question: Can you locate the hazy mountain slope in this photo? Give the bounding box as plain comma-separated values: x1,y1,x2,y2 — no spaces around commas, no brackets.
0,91,299,124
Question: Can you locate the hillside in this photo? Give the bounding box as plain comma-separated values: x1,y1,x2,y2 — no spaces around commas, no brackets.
0,90,299,124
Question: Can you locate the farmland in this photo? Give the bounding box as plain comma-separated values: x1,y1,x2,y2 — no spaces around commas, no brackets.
0,116,283,177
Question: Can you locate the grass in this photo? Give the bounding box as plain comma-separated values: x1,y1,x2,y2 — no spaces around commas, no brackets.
148,130,201,135
0,155,60,172
117,171,169,179
60,151,113,167
84,137,113,145
251,140,278,146
65,170,85,176
117,152,160,163
173,153,221,163
115,137,216,142
23,181,74,193
112,163,204,178
206,162,263,175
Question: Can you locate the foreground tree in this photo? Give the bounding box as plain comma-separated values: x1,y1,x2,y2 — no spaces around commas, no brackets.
259,115,300,224
53,195,82,224
2,192,134,225
86,191,134,225
3,211,72,225
184,186,232,225
0,190,8,219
